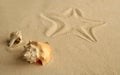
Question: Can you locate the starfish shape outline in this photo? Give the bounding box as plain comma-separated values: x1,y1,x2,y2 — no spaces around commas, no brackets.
40,8,105,42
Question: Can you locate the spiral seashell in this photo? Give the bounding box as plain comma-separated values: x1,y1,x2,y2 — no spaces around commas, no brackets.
8,31,23,47
23,40,52,65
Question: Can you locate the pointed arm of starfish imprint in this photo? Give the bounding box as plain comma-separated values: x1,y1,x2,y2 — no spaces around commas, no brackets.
47,15,73,37
40,13,72,37
39,13,58,37
81,17,106,28
73,28,97,42
62,8,83,17
75,18,105,42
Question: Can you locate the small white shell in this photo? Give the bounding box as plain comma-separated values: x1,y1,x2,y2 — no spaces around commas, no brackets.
23,40,52,65
8,31,23,47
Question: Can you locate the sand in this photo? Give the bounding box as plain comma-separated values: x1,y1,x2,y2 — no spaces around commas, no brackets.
0,0,120,75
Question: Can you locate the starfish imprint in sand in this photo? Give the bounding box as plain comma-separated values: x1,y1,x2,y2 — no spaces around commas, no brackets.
40,8,105,42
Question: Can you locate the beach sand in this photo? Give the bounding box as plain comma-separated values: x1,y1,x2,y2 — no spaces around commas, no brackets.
0,0,120,75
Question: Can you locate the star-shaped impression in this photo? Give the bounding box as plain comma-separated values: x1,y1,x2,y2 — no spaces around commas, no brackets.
40,8,105,42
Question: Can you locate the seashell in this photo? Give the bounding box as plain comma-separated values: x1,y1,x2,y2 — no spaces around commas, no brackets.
8,31,23,47
23,40,52,65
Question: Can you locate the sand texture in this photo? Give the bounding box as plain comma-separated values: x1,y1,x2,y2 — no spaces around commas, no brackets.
0,0,120,75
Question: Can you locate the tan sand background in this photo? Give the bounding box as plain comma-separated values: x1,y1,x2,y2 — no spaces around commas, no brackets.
0,0,120,75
